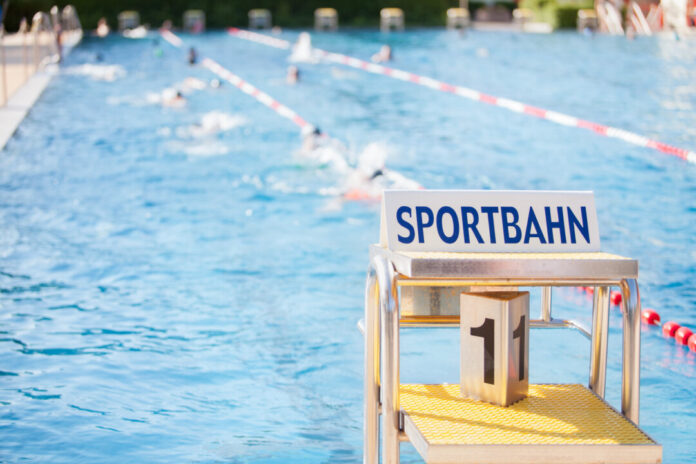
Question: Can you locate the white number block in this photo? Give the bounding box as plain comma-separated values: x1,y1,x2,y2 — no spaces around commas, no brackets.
460,291,529,406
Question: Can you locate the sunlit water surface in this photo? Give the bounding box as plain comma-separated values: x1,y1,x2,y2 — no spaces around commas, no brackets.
1,29,695,463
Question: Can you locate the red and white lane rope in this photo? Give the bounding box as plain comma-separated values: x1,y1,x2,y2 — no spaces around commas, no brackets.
228,27,696,165
160,29,311,130
577,286,696,352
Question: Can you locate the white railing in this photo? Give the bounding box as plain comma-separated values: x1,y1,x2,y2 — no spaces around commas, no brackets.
0,5,81,107
646,4,663,31
630,1,653,35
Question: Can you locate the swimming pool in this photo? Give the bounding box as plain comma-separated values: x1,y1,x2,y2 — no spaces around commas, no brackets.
0,29,694,463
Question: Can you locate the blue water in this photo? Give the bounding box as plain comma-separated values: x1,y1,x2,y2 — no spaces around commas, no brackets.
1,29,695,463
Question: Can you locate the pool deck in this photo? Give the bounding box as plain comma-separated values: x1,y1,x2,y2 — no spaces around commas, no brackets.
0,31,82,151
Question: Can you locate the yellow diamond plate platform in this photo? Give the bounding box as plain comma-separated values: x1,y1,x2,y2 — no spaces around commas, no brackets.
400,384,661,464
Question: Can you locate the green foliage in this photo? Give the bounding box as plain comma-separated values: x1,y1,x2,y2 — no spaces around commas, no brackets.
556,3,592,28
519,0,592,28
519,0,557,27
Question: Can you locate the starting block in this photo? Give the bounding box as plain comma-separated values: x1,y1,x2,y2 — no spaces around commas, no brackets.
248,9,272,30
315,8,338,31
362,190,661,464
380,8,405,32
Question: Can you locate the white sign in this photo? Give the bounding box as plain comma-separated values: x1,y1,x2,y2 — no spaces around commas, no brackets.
380,190,600,252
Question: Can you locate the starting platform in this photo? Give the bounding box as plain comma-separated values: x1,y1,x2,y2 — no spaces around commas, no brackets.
362,190,662,464
401,384,659,464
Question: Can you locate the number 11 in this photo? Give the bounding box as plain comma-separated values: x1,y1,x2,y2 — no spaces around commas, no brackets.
470,315,526,385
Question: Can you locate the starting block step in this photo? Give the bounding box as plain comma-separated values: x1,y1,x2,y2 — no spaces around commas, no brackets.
400,384,661,464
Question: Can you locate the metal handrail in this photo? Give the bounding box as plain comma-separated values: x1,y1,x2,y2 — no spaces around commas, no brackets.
1,25,7,105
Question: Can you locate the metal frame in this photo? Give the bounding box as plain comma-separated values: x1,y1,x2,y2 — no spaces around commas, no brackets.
363,250,642,464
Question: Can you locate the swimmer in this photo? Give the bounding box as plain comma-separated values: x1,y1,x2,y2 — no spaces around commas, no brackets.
209,78,222,89
286,65,300,84
301,125,323,152
299,126,350,172
162,89,186,108
161,20,173,31
96,17,109,38
371,45,392,63
342,143,421,201
271,26,283,34
188,47,198,65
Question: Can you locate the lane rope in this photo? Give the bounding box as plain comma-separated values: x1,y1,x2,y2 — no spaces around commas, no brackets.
577,286,696,352
228,27,696,165
160,29,311,130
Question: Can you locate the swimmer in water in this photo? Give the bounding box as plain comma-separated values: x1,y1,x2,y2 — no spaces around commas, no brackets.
342,143,421,201
286,65,300,84
162,89,186,108
299,126,350,172
209,78,222,88
188,47,197,65
302,126,323,152
371,45,392,63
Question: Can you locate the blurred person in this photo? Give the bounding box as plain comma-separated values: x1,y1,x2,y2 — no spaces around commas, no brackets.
162,90,186,108
96,17,110,37
51,6,63,62
371,45,392,63
188,47,198,65
300,126,350,172
286,65,300,84
342,143,422,201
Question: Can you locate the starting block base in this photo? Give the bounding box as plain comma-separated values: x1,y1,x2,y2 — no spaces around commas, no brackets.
400,384,661,464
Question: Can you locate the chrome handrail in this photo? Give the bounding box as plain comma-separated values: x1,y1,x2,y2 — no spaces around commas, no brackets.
620,278,641,422
1,25,7,105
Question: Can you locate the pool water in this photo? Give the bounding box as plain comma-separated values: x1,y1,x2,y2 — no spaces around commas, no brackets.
1,29,695,463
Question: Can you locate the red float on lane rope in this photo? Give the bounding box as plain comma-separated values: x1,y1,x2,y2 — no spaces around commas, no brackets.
675,327,693,345
610,291,622,306
688,334,696,352
641,308,661,326
662,321,681,337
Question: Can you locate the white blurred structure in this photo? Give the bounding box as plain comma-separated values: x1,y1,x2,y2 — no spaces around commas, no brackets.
315,8,338,31
380,8,404,32
117,11,140,31
248,9,272,29
183,10,205,33
447,8,470,29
